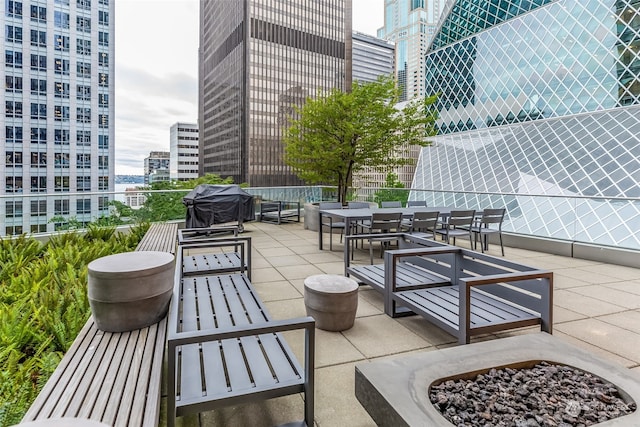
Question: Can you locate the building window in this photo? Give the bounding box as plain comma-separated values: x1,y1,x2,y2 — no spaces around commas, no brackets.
31,176,46,192
30,29,46,46
77,198,91,214
6,226,23,235
77,176,91,191
30,5,46,22
76,38,90,55
55,199,69,214
6,151,23,166
55,35,69,52
77,153,91,169
7,1,23,18
77,62,91,78
30,54,46,71
31,152,46,167
54,152,70,168
6,50,23,68
99,0,108,4
77,107,91,123
6,25,23,43
30,78,46,96
30,127,47,144
54,58,69,75
55,0,70,5
98,10,108,25
54,176,70,191
77,16,91,32
77,85,91,100
99,73,108,87
30,200,47,217
54,11,69,28
6,101,23,118
98,31,109,46
55,81,69,98
30,102,46,120
76,130,91,145
6,176,23,193
98,155,108,169
6,75,23,93
98,51,108,66
99,93,108,107
55,129,69,145
31,224,47,233
99,114,108,128
98,134,108,149
6,201,23,218
98,177,108,190
6,126,23,143
77,0,91,9
54,105,69,121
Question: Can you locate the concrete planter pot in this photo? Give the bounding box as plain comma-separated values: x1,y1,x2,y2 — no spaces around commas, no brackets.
303,203,320,231
88,251,175,332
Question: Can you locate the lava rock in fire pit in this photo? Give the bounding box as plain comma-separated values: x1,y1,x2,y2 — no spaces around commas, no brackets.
429,361,636,426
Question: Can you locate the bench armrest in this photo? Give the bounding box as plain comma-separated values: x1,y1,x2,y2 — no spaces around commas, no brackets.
458,270,554,342
384,246,460,292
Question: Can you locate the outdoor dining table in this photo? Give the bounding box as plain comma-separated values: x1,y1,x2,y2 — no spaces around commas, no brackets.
317,206,460,250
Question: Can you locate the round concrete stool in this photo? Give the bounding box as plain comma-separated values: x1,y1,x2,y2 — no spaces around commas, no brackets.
304,274,359,331
88,251,175,332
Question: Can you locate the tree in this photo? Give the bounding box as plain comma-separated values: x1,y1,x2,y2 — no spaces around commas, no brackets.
283,75,438,203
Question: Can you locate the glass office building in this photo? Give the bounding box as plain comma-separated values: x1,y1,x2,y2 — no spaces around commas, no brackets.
198,0,351,187
413,0,640,248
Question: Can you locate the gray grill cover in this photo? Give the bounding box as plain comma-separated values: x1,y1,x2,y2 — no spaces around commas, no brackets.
183,184,255,228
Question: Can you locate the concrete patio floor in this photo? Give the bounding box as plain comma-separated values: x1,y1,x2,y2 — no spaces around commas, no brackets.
163,220,640,427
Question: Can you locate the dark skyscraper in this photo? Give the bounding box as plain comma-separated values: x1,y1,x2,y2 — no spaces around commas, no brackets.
199,0,352,186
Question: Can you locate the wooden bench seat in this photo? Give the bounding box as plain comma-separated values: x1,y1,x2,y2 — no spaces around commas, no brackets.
22,222,178,426
167,246,315,427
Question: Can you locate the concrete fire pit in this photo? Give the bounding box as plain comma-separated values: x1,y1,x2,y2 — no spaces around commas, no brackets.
355,333,640,426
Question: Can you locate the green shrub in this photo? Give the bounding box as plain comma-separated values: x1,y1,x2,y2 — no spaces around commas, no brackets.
0,223,149,426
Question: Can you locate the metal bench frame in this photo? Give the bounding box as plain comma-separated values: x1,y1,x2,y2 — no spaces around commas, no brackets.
166,245,315,427
258,201,301,224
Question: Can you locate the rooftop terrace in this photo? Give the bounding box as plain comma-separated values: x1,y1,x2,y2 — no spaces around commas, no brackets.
162,220,640,427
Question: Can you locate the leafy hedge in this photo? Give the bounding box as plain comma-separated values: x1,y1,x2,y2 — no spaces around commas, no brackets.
0,223,149,426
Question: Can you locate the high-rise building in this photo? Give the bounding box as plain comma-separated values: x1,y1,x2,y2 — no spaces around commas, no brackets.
377,0,446,101
413,0,640,249
2,0,115,234
170,122,198,182
144,151,170,185
198,0,351,187
352,31,394,83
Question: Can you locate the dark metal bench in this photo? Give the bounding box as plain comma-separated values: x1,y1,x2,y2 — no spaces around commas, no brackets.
178,234,252,280
345,235,553,344
22,222,178,426
167,246,315,427
258,201,301,224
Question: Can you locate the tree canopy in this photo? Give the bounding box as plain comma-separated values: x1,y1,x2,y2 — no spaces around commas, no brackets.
283,75,438,202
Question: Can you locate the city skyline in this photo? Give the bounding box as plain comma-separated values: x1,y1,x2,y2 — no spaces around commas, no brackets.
115,0,384,175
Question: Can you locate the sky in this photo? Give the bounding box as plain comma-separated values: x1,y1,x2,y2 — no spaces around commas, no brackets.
114,0,385,175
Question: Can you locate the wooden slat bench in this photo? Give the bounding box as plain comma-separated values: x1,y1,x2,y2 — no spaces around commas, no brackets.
22,222,178,426
345,235,553,344
167,245,315,427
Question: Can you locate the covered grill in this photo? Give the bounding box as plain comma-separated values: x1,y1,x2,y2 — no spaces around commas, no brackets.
183,184,255,231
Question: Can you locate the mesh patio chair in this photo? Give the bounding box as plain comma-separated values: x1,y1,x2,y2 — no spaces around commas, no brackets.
319,202,344,251
434,209,475,247
401,210,440,239
380,201,402,208
471,208,506,255
360,212,403,264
